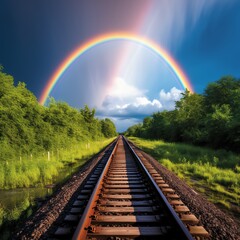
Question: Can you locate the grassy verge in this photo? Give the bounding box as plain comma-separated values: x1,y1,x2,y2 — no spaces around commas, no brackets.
0,137,115,237
128,137,240,217
0,137,115,189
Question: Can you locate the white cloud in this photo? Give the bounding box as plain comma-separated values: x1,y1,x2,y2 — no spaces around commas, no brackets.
99,78,164,119
97,78,184,132
160,87,183,101
159,87,183,110
99,99,162,118
111,77,142,98
135,97,162,108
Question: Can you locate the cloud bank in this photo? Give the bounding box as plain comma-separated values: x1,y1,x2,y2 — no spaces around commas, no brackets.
97,77,183,131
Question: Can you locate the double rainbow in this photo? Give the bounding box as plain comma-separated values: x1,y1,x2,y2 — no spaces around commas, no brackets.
39,32,193,105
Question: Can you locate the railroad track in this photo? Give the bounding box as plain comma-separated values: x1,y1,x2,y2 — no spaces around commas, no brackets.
52,136,209,240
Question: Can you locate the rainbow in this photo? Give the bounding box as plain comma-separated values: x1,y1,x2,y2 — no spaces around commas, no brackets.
39,32,193,105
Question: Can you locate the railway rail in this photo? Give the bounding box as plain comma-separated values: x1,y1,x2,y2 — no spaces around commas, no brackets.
51,136,209,239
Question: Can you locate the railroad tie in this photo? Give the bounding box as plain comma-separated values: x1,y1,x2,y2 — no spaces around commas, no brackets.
52,137,209,239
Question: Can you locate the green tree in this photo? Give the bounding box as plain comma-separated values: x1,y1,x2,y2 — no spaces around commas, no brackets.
0,67,14,98
204,76,240,150
204,76,240,114
175,90,206,144
205,104,232,148
125,124,142,137
0,68,118,163
80,105,96,123
101,118,117,138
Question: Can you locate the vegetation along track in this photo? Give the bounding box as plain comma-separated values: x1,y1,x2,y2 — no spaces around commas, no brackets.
35,136,208,240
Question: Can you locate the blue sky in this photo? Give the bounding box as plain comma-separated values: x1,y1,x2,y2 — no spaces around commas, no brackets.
0,0,240,131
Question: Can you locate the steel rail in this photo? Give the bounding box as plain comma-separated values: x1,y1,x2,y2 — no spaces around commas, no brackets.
72,137,119,240
72,136,194,240
123,136,194,240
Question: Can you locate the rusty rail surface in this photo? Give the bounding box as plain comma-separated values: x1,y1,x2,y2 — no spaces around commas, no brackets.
52,136,208,240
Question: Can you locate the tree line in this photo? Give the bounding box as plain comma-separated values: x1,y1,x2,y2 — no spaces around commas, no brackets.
125,76,240,152
0,68,117,161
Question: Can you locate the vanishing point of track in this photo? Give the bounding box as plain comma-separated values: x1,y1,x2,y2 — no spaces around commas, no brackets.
52,136,208,240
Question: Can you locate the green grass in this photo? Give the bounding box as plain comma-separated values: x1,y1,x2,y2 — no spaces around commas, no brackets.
0,137,116,233
0,138,115,189
129,137,240,212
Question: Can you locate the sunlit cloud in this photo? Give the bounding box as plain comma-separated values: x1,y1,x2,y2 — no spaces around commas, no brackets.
159,87,183,110
110,77,143,99
97,76,183,131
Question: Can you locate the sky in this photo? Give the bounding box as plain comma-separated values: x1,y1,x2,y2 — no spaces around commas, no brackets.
0,0,240,131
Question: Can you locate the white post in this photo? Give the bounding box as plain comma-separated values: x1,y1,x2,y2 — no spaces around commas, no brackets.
48,151,50,161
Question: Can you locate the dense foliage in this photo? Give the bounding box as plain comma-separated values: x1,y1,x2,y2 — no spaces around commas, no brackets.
0,68,117,160
126,76,240,152
0,69,117,188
